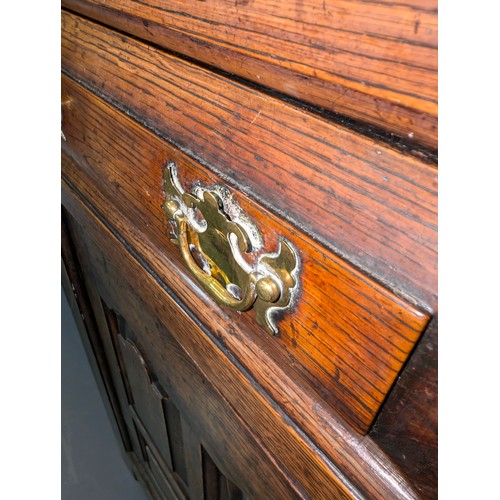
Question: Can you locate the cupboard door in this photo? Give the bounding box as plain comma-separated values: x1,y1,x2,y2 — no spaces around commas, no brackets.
62,208,298,499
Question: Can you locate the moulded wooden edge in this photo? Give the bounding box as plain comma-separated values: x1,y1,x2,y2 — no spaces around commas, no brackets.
61,0,437,149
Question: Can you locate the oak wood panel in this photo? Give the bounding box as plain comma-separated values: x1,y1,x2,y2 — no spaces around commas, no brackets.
129,404,186,499
62,211,136,457
162,400,190,491
61,74,429,434
62,214,136,462
61,11,437,311
82,278,158,475
62,0,437,149
115,330,189,498
145,446,180,500
118,334,174,471
180,422,206,500
371,315,438,498
62,177,420,499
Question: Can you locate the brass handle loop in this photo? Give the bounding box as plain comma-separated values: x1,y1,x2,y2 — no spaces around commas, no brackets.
175,214,257,311
162,163,300,335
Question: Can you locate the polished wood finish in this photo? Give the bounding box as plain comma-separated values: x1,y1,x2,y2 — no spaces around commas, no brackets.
61,11,437,311
62,0,437,149
62,180,421,499
62,74,430,433
62,3,437,497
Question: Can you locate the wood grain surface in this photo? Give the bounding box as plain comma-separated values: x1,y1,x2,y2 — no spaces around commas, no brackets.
62,0,437,149
62,178,421,499
61,11,438,312
371,315,438,498
62,73,430,434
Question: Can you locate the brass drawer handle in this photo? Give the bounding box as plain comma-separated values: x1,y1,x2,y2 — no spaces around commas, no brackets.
162,163,300,335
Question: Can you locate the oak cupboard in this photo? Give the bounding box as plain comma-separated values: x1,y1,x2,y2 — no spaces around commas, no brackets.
62,1,437,498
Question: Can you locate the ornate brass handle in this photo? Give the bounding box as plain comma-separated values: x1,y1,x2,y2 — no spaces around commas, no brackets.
162,163,300,335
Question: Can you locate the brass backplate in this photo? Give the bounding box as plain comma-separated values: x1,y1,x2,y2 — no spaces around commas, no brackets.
162,163,300,335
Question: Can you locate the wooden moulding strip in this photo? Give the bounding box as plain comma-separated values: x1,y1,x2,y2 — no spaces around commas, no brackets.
62,0,437,148
61,11,437,312
62,173,420,499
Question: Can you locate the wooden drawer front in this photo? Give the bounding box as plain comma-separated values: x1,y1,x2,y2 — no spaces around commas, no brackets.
62,72,429,434
62,11,437,311
62,0,437,149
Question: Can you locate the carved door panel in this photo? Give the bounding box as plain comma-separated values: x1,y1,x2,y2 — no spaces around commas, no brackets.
62,209,248,500
100,305,246,500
